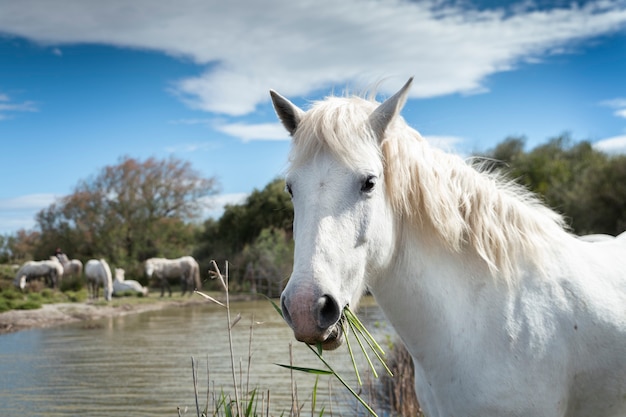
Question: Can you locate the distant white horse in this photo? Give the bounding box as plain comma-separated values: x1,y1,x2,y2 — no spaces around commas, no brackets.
84,259,113,301
272,79,626,417
14,258,64,289
113,268,148,296
51,255,83,279
144,256,201,297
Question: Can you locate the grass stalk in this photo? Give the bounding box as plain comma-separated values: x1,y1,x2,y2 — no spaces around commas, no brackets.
206,260,242,417
273,300,393,417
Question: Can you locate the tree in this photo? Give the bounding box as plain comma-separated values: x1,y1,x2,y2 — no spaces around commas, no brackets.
210,178,293,255
35,156,218,265
574,155,626,235
482,135,625,235
194,178,293,289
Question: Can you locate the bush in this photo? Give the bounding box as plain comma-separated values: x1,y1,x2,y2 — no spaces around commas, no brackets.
13,299,42,310
60,276,84,292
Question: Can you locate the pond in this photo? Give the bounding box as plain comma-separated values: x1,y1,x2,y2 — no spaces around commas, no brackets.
0,297,398,416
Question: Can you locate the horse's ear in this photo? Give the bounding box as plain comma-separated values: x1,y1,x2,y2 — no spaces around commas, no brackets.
369,77,413,141
270,90,305,136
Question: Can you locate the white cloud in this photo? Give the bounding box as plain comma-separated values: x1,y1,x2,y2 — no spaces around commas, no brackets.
0,93,38,120
601,98,626,108
601,97,626,119
164,142,220,153
0,194,58,234
216,122,290,142
201,193,248,220
594,135,626,155
0,193,57,211
0,0,625,116
423,135,466,153
169,118,212,126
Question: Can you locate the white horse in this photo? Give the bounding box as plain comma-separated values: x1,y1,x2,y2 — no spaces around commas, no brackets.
113,268,148,296
14,258,64,289
84,259,113,301
271,79,626,417
51,255,83,279
144,256,201,297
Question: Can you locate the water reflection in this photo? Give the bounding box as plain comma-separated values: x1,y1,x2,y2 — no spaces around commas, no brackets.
0,297,396,416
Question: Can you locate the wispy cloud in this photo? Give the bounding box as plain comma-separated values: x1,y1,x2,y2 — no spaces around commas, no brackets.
594,135,626,155
0,193,57,211
201,193,248,220
423,135,466,153
168,118,212,126
1,0,625,116
0,93,38,120
601,97,626,119
0,194,58,234
164,142,220,153
216,122,290,142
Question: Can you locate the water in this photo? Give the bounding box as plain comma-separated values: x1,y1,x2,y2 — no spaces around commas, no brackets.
0,297,396,416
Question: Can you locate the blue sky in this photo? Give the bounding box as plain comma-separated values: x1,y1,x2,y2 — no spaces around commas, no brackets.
1,0,625,234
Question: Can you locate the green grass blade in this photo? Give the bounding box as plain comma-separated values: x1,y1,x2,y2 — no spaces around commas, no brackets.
341,320,363,385
304,344,378,417
311,375,318,417
346,318,379,378
245,389,256,416
344,307,385,355
267,297,284,319
344,307,394,377
275,363,334,375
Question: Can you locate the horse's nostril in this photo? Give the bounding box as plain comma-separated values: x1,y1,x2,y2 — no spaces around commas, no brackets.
316,295,341,329
280,295,293,326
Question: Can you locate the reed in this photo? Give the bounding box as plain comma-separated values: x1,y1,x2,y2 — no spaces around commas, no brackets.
194,260,407,417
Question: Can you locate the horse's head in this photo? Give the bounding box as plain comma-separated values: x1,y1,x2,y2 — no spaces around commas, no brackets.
115,268,125,282
271,78,413,350
144,260,154,278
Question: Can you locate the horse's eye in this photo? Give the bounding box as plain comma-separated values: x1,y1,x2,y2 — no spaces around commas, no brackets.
361,175,377,193
285,183,293,197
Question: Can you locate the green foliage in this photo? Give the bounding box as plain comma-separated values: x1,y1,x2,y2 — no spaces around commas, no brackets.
0,270,88,311
194,178,293,288
14,299,43,310
112,290,145,298
482,135,626,235
213,178,292,253
60,275,84,292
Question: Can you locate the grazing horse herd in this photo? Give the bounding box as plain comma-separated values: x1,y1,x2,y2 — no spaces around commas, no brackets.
12,255,200,300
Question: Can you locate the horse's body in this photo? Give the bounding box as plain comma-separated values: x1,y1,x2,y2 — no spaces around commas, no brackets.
84,259,113,301
113,268,148,296
62,259,83,279
271,79,626,417
14,258,64,289
51,255,83,279
144,256,200,297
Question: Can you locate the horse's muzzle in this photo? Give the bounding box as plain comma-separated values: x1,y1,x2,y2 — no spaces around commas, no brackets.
281,292,345,350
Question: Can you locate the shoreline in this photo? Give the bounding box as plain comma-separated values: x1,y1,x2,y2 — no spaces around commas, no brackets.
0,292,252,335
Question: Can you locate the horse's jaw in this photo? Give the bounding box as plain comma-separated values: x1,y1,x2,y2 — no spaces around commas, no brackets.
289,316,345,351
318,320,344,350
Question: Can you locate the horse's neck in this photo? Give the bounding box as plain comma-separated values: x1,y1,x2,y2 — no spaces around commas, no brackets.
370,232,504,359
